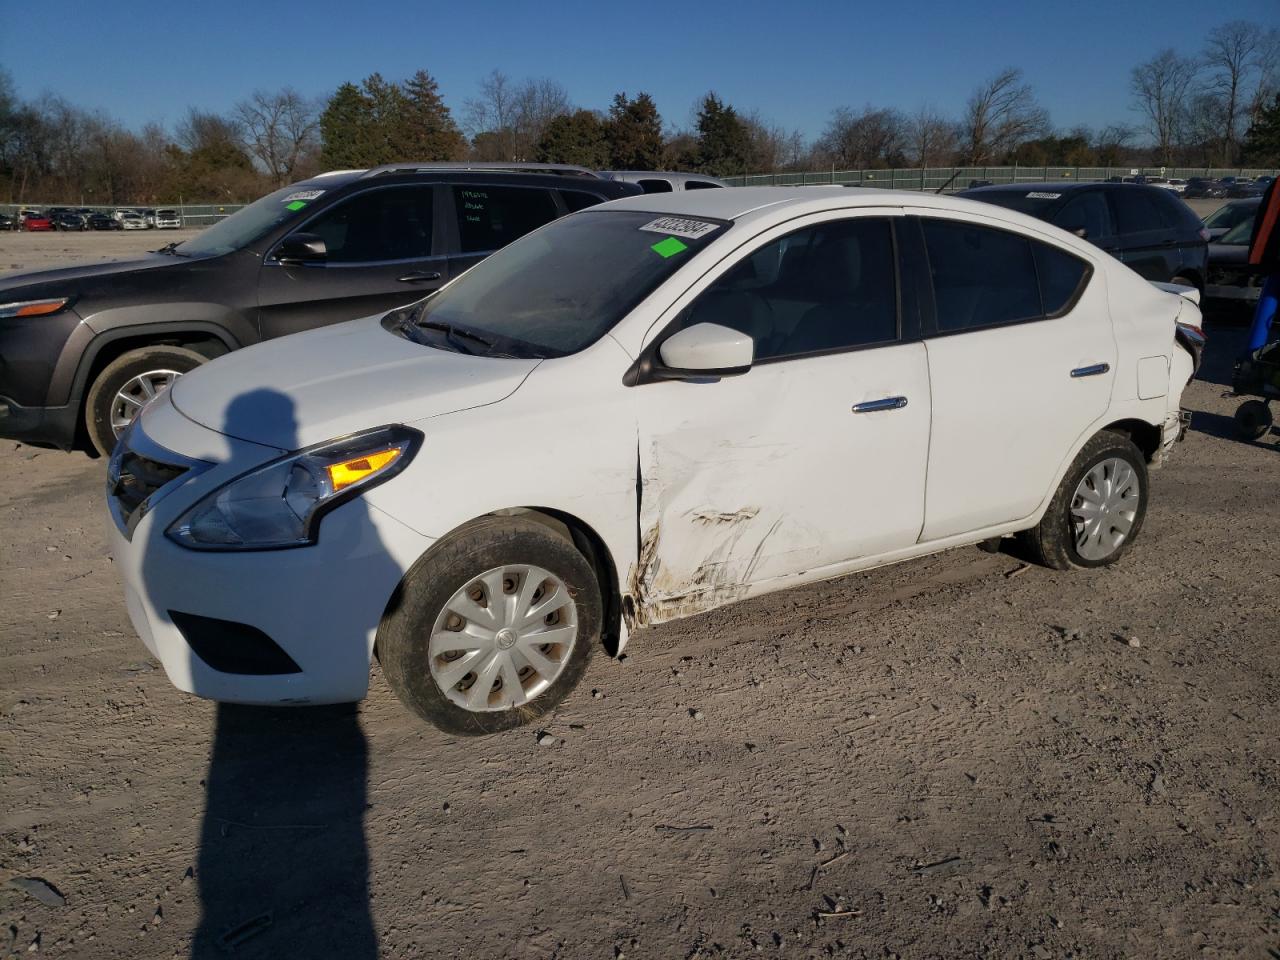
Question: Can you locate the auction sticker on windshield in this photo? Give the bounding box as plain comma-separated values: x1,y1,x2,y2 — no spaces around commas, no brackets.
283,190,325,204
1026,192,1062,200
639,217,719,240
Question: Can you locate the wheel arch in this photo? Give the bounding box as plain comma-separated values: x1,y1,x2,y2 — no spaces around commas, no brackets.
379,506,625,658
68,322,240,447
1099,417,1162,462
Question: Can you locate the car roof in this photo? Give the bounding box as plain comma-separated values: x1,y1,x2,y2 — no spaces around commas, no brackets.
292,168,636,196
606,184,1059,222
600,170,728,185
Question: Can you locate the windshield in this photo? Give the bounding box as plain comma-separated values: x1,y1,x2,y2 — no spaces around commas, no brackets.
1220,216,1256,245
1204,201,1257,230
405,210,728,357
175,183,330,257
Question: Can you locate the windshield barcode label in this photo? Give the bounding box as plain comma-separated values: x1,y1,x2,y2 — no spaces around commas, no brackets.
639,217,719,240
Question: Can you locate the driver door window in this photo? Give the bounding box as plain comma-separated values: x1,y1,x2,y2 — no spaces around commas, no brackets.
1052,192,1111,240
676,217,899,361
305,187,435,263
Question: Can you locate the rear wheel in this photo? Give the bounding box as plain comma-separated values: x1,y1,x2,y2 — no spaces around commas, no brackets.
84,345,206,455
378,515,601,735
1234,399,1273,441
1022,431,1149,570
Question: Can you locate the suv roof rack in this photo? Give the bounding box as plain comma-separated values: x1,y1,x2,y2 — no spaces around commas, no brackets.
360,162,602,179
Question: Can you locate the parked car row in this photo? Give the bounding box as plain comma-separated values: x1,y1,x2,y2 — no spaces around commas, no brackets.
3,206,184,231
1202,197,1265,308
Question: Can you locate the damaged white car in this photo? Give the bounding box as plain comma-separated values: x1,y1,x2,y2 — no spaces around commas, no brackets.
107,188,1199,733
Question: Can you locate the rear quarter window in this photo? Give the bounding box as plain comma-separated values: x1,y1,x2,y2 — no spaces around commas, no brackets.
1032,244,1091,316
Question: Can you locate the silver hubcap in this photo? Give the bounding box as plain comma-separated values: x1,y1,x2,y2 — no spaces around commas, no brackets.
1070,457,1140,561
110,369,183,436
429,564,577,712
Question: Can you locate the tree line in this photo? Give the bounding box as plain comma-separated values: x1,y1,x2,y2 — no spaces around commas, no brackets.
2,19,1278,206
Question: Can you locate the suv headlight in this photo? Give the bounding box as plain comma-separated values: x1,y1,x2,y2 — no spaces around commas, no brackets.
166,425,421,550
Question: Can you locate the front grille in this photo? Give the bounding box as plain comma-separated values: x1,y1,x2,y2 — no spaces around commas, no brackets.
107,444,191,539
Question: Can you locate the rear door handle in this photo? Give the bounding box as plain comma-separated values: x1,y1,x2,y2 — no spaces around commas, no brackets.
397,271,442,283
852,396,908,413
1070,363,1110,378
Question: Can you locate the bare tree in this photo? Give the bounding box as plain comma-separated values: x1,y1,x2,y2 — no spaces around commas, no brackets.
1093,123,1135,166
961,68,1049,164
1247,28,1280,131
1202,21,1264,164
815,106,907,168
1130,50,1199,164
235,88,319,186
905,107,958,167
466,71,571,160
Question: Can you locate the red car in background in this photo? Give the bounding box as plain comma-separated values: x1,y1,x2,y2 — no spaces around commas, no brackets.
20,211,53,232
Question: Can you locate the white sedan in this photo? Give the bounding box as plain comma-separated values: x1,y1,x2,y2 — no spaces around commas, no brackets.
107,188,1198,732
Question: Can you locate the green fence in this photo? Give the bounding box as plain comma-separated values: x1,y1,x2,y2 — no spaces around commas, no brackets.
723,165,1280,190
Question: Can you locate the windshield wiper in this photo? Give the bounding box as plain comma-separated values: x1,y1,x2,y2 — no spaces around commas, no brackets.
416,319,495,355
154,241,188,256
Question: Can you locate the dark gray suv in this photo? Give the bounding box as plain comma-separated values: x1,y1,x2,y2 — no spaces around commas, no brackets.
960,182,1209,292
0,164,640,454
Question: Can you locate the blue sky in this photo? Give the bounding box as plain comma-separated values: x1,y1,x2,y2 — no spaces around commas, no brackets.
4,0,1278,141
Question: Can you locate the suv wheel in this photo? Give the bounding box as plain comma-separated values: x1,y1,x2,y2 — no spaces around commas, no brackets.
1021,431,1149,570
84,345,206,455
377,515,601,734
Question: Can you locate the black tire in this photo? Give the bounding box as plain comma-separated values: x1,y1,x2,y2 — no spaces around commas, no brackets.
1021,431,1149,571
1234,399,1273,441
377,515,601,735
84,345,206,455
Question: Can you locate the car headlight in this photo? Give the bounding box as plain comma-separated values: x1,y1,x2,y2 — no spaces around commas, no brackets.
0,297,72,319
166,425,421,550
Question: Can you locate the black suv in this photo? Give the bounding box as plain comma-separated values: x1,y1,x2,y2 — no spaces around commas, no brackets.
960,182,1208,289
0,164,640,454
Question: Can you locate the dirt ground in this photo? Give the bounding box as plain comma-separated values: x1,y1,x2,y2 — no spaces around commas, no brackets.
3,208,1279,960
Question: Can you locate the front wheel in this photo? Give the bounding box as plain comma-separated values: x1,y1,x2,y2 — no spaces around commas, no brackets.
1022,431,1149,570
83,345,206,455
378,515,601,735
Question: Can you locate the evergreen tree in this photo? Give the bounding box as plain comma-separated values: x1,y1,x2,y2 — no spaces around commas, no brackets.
605,92,664,170
320,82,372,168
401,70,466,161
534,110,609,167
1243,93,1280,167
693,92,751,177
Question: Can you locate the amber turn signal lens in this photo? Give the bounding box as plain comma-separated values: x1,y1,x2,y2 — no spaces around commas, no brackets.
0,298,70,319
326,448,401,492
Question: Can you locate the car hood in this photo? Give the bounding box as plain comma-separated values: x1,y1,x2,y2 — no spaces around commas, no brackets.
0,254,183,295
169,314,540,450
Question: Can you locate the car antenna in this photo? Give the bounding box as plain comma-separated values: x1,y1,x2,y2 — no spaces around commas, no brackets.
935,169,961,194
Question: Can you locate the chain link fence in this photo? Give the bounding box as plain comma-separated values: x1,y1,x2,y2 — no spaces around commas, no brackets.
723,165,1279,190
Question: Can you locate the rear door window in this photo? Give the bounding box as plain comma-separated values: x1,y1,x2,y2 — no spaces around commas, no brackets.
921,219,1041,331
304,186,434,263
1109,190,1168,234
638,179,674,194
560,190,607,212
453,185,560,254
1052,192,1111,240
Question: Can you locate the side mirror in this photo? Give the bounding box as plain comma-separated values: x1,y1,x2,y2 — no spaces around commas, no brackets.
274,232,327,265
655,322,753,379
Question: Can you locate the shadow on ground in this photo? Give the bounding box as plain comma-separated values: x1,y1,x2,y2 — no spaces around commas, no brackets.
191,703,375,959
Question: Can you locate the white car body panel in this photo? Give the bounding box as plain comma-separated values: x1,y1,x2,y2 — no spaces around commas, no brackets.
169,314,540,448
108,187,1195,706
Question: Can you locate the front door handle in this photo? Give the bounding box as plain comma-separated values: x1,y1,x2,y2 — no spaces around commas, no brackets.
852,396,908,413
397,271,442,283
1070,363,1110,378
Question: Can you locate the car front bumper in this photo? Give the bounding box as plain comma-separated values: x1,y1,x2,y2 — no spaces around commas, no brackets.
107,400,435,705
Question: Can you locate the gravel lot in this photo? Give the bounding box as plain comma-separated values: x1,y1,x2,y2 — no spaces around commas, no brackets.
2,200,1278,959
